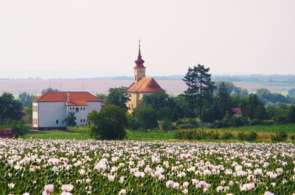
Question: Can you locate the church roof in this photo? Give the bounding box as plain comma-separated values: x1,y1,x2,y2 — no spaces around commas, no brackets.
127,77,164,93
37,91,101,106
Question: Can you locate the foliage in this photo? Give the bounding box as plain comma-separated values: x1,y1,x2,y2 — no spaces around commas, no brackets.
175,129,222,140
64,112,77,127
158,119,173,131
241,94,267,120
133,105,158,129
23,106,32,125
88,105,127,140
0,93,24,123
96,93,107,103
10,120,29,137
215,82,233,119
106,87,129,111
142,92,172,120
271,131,288,142
183,64,215,117
176,118,200,129
237,131,257,141
41,88,59,95
221,132,234,140
256,88,293,105
287,106,295,123
18,92,34,107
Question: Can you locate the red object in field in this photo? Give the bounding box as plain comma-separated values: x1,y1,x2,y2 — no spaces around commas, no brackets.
0,128,13,138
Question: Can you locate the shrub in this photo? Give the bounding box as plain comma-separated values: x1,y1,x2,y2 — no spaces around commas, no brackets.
158,119,173,131
207,131,220,140
64,112,76,127
175,129,220,140
291,135,295,141
127,114,140,130
271,132,288,142
133,105,158,129
11,120,29,138
238,131,257,141
221,132,234,140
88,105,127,140
176,118,200,129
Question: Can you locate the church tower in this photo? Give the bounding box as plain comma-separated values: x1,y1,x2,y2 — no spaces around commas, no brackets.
127,41,164,113
134,41,146,81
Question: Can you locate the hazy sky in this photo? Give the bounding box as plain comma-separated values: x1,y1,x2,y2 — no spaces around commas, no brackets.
0,0,294,78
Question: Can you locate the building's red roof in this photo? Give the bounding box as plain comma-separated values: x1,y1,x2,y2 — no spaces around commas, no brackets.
231,107,242,117
128,77,164,93
37,91,100,106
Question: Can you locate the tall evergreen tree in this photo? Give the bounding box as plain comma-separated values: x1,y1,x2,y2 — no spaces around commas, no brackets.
183,64,215,118
216,82,232,119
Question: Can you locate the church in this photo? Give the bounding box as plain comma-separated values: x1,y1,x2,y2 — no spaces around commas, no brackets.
127,42,164,113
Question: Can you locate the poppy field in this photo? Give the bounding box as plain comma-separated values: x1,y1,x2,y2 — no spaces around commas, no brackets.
0,139,295,194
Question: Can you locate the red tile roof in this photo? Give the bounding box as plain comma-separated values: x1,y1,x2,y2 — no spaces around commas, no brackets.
128,77,164,93
37,91,101,106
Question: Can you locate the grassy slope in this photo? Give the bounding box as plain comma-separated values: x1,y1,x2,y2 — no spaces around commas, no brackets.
22,123,295,140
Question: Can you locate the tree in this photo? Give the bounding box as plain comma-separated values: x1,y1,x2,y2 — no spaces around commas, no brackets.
183,64,215,118
64,112,77,127
88,105,127,140
41,88,59,95
133,105,158,129
216,82,232,119
106,87,129,111
288,106,295,123
241,94,268,120
169,95,192,120
0,93,24,123
288,89,295,97
96,93,107,103
142,92,172,120
18,92,34,107
256,88,291,104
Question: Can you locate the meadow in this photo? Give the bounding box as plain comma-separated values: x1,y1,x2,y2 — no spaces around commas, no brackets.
22,123,295,142
1,139,294,194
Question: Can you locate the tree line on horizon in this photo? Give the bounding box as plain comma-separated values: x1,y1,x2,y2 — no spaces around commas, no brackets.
2,64,295,139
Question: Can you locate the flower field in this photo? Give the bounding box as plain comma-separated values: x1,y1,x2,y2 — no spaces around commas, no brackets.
0,139,295,194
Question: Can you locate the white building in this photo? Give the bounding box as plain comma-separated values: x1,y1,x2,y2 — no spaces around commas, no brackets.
32,91,102,129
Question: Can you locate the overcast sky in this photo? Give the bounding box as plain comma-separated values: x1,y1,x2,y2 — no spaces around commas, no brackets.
0,0,294,78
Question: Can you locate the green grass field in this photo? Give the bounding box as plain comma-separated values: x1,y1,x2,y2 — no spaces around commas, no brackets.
22,123,295,141
24,128,176,140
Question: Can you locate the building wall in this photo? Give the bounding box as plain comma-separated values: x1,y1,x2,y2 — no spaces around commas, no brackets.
32,102,39,128
35,102,66,128
128,92,152,113
66,102,102,126
33,101,102,129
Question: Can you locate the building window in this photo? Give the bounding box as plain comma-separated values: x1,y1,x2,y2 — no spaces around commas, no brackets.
56,120,59,125
76,107,79,112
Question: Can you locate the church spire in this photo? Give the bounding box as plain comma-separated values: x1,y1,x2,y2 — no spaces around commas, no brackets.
138,40,142,58
134,40,146,81
135,40,145,68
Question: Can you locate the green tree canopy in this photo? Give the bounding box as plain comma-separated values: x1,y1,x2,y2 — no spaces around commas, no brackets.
183,64,215,118
0,93,24,123
64,112,77,127
106,87,129,111
241,94,268,120
88,105,127,140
